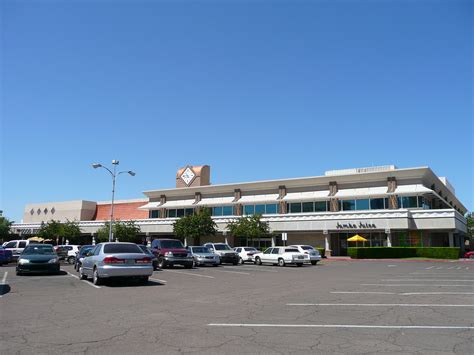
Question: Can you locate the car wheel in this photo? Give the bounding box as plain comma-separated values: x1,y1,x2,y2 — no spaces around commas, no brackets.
79,268,87,280
255,257,262,265
92,268,102,285
278,258,285,267
238,257,244,265
296,263,303,267
311,260,317,265
67,256,75,265
157,257,165,269
232,260,239,265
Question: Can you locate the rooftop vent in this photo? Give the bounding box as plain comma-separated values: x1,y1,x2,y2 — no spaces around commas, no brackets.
325,165,397,177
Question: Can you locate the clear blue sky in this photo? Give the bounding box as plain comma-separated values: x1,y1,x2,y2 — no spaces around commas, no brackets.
1,0,472,222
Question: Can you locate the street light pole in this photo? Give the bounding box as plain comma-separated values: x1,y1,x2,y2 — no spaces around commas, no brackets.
92,160,136,243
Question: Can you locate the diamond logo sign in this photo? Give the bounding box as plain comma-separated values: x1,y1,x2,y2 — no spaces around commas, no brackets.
181,167,195,186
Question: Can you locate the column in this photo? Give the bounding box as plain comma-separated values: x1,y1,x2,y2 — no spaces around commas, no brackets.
271,236,276,247
386,231,392,247
448,231,454,247
324,235,330,256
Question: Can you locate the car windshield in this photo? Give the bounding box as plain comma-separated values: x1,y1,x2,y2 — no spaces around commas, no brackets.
139,245,152,255
214,244,232,251
285,248,299,253
23,245,55,255
301,246,314,250
103,244,142,254
160,240,184,249
191,247,209,253
244,247,257,251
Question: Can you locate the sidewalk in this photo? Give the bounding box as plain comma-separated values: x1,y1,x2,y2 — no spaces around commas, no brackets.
324,256,474,263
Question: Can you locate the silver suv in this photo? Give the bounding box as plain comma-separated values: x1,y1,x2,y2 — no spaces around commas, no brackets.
203,243,239,265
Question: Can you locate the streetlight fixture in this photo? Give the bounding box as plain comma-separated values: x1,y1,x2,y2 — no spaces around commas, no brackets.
92,160,136,242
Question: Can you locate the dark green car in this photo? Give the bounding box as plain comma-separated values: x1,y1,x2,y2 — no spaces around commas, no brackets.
16,244,60,275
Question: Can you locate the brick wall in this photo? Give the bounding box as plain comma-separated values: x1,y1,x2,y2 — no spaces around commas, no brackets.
94,201,148,221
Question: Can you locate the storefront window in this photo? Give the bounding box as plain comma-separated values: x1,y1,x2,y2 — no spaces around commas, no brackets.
212,206,223,216
356,199,370,210
168,209,177,218
370,198,385,210
255,204,266,214
185,208,194,216
176,209,185,217
341,200,356,211
302,202,314,213
401,196,418,208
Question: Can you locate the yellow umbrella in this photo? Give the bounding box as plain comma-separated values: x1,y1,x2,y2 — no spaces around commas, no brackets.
347,235,368,242
28,236,44,242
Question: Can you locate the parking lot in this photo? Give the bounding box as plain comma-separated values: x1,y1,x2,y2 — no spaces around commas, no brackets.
1,260,473,354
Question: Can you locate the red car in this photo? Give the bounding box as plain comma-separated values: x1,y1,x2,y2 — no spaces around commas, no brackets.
463,251,474,259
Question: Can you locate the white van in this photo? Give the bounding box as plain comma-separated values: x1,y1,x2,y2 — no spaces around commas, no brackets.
3,240,41,260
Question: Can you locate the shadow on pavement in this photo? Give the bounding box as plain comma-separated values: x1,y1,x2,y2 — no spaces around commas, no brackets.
0,283,11,296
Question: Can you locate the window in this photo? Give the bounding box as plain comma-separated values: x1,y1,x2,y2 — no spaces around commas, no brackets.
93,246,101,256
23,245,55,255
235,248,241,253
265,204,278,214
176,209,185,217
302,202,314,213
161,240,185,248
103,244,142,254
356,199,370,210
212,206,223,216
263,248,273,254
314,201,327,212
271,248,280,254
255,204,266,214
244,205,255,215
341,200,356,211
19,241,27,248
401,196,418,208
4,242,16,248
150,210,159,218
223,206,233,216
418,196,430,209
284,248,299,253
370,198,385,210
185,208,194,216
290,203,302,213
168,209,177,218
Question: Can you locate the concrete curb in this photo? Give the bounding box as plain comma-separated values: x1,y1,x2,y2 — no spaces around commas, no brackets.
324,258,474,263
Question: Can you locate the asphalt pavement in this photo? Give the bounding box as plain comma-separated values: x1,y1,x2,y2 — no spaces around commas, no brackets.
1,259,473,354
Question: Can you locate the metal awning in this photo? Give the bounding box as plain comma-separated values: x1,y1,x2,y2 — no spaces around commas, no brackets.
138,199,196,210
283,190,330,202
394,184,433,195
238,194,279,204
197,196,235,206
335,186,388,199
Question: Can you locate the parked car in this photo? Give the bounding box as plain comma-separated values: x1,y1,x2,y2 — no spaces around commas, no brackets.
150,239,193,269
80,242,153,285
187,246,220,267
288,245,322,265
253,246,308,267
55,245,80,264
0,246,13,265
463,251,474,259
16,244,60,275
203,243,239,265
74,245,95,271
3,240,41,260
138,245,158,270
54,246,69,261
233,247,259,264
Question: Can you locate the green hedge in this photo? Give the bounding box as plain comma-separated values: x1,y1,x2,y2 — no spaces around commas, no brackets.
348,247,460,259
314,247,325,258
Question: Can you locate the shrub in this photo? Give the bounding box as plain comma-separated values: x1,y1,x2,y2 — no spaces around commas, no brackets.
314,247,325,258
348,247,460,259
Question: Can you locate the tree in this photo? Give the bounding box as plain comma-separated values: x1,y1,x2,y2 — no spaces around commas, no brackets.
0,216,14,242
173,208,217,245
227,214,270,246
466,213,473,249
38,219,82,244
96,220,141,243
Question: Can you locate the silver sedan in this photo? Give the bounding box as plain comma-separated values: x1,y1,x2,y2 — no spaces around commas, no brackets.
80,242,153,285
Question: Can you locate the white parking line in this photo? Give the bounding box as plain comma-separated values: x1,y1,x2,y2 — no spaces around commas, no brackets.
150,277,167,284
287,303,474,307
332,291,396,295
67,271,101,288
410,273,473,276
225,266,278,273
67,272,79,279
1,272,7,284
382,279,474,282
401,292,474,295
208,323,474,330
163,270,215,279
425,266,435,269
207,269,250,275
362,284,474,287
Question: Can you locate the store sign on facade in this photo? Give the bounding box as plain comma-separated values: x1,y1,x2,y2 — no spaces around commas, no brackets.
336,222,377,230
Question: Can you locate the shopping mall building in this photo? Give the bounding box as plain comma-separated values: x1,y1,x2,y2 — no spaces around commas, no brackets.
11,165,469,256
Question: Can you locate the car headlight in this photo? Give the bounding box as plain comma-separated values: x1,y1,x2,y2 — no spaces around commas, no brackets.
164,251,173,257
18,258,30,264
48,258,59,264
